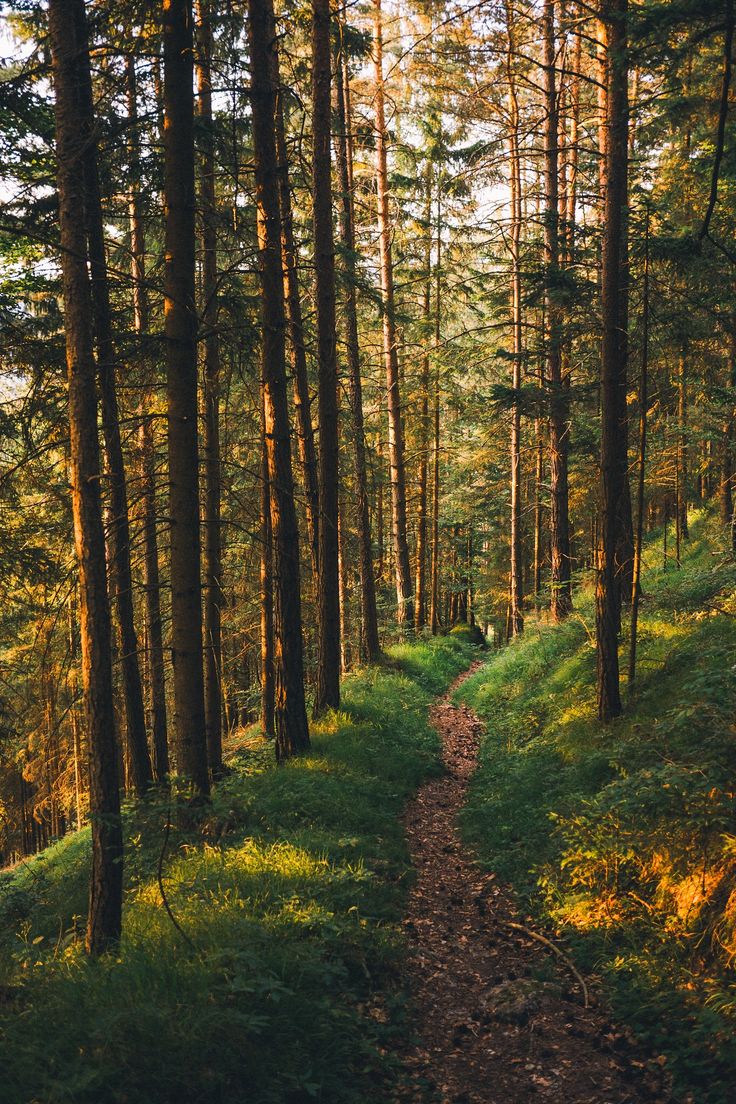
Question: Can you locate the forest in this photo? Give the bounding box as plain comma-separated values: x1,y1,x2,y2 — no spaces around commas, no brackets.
1,0,736,1100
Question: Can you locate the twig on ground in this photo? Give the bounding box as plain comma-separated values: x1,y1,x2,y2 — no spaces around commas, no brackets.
499,919,590,1008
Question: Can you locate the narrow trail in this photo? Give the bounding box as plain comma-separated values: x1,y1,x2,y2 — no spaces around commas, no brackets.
396,664,667,1104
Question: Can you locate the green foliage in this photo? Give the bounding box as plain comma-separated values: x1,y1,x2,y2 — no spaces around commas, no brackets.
457,512,736,1104
0,636,477,1104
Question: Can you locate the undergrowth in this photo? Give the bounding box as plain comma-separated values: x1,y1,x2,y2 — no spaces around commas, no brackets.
0,631,478,1104
457,511,736,1104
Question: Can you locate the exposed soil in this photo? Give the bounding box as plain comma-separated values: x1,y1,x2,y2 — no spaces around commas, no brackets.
395,663,671,1104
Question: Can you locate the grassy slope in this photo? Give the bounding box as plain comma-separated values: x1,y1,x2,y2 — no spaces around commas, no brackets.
0,632,479,1104
457,512,736,1103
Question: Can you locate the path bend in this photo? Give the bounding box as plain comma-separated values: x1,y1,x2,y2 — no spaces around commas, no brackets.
396,663,662,1104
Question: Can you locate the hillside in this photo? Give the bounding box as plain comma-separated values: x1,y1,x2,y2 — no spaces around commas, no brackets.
458,512,736,1103
0,635,477,1104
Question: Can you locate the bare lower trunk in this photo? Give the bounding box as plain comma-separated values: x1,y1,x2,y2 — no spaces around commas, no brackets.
429,194,442,635
544,0,572,620
260,398,275,737
49,0,123,954
374,0,413,627
596,0,628,722
506,9,524,635
196,0,223,777
73,1,151,796
334,34,380,661
533,418,544,599
721,326,736,537
678,348,689,541
163,0,210,794
273,41,320,586
312,0,341,714
127,57,169,782
248,0,310,759
628,205,649,686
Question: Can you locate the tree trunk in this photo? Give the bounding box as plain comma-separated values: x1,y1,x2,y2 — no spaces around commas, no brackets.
373,0,414,627
720,325,736,536
126,56,169,783
429,190,442,635
248,0,310,759
71,0,151,796
334,33,381,661
260,397,275,737
544,0,573,621
628,203,649,687
163,0,210,794
507,2,524,635
677,347,689,541
195,0,224,777
312,0,341,715
338,499,351,671
596,0,628,722
533,417,544,599
415,171,432,632
49,0,123,954
272,37,320,587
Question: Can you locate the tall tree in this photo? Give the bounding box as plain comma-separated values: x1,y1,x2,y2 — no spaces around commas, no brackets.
73,1,152,796
195,0,224,776
163,0,210,794
48,0,123,953
596,0,629,722
415,169,433,632
628,201,650,687
127,56,169,783
248,0,310,759
272,36,320,588
312,0,341,714
373,0,414,627
506,0,524,636
544,0,573,621
335,30,381,662
429,188,442,636
260,397,275,737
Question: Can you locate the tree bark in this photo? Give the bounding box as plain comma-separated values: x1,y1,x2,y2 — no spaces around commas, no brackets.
544,0,573,621
163,0,210,794
248,0,310,759
628,203,649,687
71,0,151,796
373,0,414,627
272,37,320,587
334,33,380,661
260,397,275,737
720,325,736,537
596,0,628,722
312,0,341,715
429,190,442,635
507,1,524,636
195,0,223,777
126,56,169,782
415,170,432,632
677,347,689,541
48,0,123,953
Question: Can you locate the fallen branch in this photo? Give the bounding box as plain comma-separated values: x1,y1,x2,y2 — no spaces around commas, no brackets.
499,919,589,1008
706,603,736,618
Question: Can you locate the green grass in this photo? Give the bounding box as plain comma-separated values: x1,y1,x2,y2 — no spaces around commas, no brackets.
0,632,479,1104
457,510,736,1104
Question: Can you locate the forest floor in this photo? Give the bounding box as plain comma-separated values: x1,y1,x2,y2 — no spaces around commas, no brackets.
396,664,662,1104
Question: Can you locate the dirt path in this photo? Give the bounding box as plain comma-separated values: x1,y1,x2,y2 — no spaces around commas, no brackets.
396,664,668,1104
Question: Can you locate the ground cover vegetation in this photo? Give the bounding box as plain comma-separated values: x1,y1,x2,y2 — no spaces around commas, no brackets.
0,633,478,1104
458,513,736,1103
0,0,735,1097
